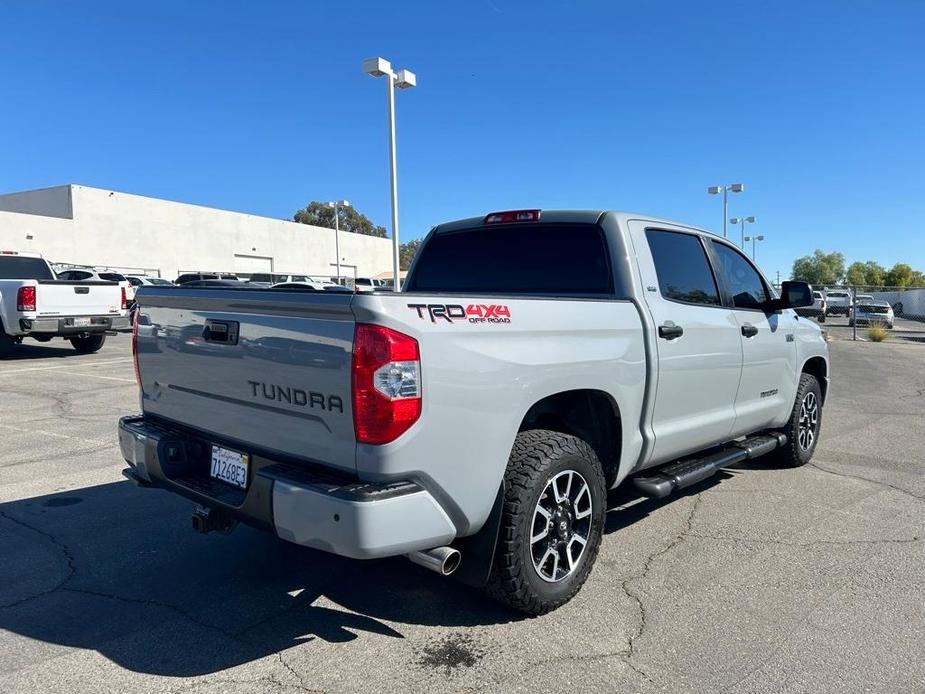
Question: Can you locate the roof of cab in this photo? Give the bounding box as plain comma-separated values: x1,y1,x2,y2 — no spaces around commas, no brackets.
431,209,717,237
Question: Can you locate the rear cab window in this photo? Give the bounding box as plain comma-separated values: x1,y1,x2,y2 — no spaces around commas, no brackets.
645,230,720,305
0,256,55,280
406,223,614,296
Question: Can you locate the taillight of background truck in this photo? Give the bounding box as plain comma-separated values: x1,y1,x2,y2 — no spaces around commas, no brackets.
121,287,127,310
352,324,421,444
131,310,141,387
16,286,36,312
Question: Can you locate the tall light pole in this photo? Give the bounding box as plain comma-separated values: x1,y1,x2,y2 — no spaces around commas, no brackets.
744,234,765,261
327,200,351,282
363,57,416,291
707,183,744,239
730,215,756,248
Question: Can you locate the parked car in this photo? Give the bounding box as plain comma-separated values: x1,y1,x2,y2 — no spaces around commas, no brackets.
126,275,175,288
795,290,827,322
849,301,894,329
1,252,128,356
824,289,852,316
57,268,136,303
120,209,826,614
270,281,351,293
175,272,239,285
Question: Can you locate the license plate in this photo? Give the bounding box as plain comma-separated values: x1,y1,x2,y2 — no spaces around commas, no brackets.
73,317,92,327
210,445,249,489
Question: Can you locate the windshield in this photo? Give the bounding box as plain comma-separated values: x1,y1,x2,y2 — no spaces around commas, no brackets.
0,256,54,280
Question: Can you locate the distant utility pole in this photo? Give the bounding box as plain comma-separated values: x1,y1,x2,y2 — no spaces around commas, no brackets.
707,183,744,239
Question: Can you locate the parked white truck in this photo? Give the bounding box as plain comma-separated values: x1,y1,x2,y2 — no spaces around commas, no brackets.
0,252,129,356
120,210,828,614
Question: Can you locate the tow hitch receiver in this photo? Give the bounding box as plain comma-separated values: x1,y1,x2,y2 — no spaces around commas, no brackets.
191,504,238,535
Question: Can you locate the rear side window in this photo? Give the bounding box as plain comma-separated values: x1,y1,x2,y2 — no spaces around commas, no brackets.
99,273,125,282
711,242,769,309
0,257,54,280
645,230,720,305
408,224,613,295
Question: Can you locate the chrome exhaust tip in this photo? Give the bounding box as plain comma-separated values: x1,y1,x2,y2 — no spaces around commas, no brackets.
406,546,461,576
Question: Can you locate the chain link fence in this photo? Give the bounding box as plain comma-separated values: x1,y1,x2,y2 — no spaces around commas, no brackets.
805,286,925,343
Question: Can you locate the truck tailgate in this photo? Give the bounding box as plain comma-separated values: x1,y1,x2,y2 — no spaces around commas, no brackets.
36,280,123,317
136,288,356,473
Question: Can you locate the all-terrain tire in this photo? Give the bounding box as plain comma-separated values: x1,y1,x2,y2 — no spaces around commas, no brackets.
772,373,822,468
70,334,106,353
485,430,607,615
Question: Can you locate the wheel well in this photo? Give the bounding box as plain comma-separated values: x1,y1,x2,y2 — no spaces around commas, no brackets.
802,357,828,404
518,390,621,485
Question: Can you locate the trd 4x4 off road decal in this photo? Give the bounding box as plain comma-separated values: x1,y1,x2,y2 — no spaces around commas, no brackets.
408,303,512,324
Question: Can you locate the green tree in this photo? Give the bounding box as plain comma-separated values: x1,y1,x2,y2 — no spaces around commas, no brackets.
911,270,925,288
845,261,868,286
399,238,423,271
293,202,387,238
790,250,846,286
885,263,915,287
862,261,886,287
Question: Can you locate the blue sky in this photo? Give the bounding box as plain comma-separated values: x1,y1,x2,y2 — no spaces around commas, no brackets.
2,0,923,279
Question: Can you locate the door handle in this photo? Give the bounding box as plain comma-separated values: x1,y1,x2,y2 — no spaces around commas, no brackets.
658,323,684,340
741,323,759,338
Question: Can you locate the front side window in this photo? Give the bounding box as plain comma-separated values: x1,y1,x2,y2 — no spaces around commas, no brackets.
711,241,770,309
645,230,720,305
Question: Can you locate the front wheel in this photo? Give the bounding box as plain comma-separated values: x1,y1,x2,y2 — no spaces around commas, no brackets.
772,374,823,467
70,334,106,353
485,430,606,615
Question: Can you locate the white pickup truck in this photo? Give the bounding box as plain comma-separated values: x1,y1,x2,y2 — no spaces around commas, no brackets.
0,252,129,356
120,210,828,614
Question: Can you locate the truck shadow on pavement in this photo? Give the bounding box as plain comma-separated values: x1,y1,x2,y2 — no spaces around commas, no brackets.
2,342,87,361
1,472,738,677
0,480,515,677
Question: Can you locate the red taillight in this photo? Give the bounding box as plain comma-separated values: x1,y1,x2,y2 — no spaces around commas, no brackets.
121,286,127,310
17,286,36,312
352,324,421,445
131,310,141,387
484,209,541,224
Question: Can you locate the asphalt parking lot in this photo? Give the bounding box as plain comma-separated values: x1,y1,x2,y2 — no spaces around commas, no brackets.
1,335,923,693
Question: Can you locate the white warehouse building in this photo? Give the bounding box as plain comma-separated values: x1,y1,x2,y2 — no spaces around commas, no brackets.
0,184,393,281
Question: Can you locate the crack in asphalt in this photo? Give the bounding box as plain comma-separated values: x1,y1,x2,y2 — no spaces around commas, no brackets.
0,508,331,692
687,532,922,548
0,509,77,609
808,462,925,501
276,652,324,692
617,493,704,684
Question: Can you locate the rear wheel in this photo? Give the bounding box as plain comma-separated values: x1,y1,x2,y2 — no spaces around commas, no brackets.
70,334,106,353
485,430,606,615
772,373,822,467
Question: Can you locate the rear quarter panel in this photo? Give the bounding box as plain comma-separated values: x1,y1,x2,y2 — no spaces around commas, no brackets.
352,294,647,535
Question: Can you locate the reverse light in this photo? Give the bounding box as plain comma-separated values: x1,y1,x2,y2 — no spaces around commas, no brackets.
17,286,36,312
484,209,541,224
352,324,421,445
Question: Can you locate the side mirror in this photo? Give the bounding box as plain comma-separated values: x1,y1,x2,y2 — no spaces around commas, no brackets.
780,280,813,309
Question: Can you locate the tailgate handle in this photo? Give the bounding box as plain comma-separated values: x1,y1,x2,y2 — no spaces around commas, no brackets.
74,286,90,294
203,319,239,345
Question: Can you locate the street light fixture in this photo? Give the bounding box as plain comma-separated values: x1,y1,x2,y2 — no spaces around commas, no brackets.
730,215,756,248
707,183,744,239
327,200,351,282
363,57,417,291
744,234,765,262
